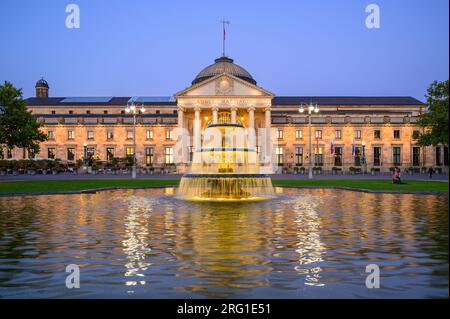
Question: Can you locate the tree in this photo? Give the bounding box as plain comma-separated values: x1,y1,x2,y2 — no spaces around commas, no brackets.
415,80,449,147
0,81,47,158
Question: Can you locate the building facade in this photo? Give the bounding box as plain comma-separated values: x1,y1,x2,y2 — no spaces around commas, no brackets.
4,56,449,173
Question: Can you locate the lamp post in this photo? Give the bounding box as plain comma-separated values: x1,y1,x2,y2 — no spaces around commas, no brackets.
361,140,367,174
83,142,87,165
125,102,146,179
299,102,319,179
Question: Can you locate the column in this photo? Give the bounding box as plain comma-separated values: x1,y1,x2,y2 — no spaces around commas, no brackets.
265,107,272,165
212,107,219,124
248,107,255,128
193,106,201,151
177,107,186,162
231,107,237,124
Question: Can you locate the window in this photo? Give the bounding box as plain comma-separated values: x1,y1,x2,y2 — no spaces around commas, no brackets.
145,147,154,165
189,146,194,162
107,130,114,140
393,130,400,139
146,130,153,140
121,110,125,114
69,110,74,114
315,130,322,139
314,146,323,166
355,130,362,140
86,110,91,114
295,146,303,166
393,147,401,166
334,146,343,166
444,147,449,166
48,148,56,159
412,130,420,139
47,130,55,140
126,130,133,140
156,110,160,114
165,147,173,164
106,147,115,161
295,130,303,139
335,130,342,140
67,130,75,140
354,146,362,166
276,129,283,139
373,147,381,166
166,130,173,141
374,130,381,139
126,147,134,157
276,147,284,165
7,148,12,159
412,147,420,167
436,147,442,166
51,110,56,114
103,110,108,114
67,148,75,161
87,131,94,140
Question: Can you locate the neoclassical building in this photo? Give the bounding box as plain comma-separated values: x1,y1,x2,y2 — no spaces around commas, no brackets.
5,55,449,173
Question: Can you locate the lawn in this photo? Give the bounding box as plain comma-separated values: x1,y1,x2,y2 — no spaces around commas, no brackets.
0,179,447,194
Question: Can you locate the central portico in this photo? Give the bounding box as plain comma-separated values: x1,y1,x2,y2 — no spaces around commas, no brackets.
175,56,275,172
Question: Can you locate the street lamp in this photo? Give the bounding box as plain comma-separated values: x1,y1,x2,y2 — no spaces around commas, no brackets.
361,140,367,174
83,142,87,165
125,101,146,179
299,102,319,179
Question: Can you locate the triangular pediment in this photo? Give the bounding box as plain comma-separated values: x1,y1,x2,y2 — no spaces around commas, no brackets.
175,73,274,97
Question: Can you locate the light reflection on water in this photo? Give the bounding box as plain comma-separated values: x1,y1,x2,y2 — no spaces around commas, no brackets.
0,188,448,298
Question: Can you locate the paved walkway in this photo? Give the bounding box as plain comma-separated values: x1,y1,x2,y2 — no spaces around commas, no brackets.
1,172,448,181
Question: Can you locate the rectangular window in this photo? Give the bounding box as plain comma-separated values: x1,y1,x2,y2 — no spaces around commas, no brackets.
295,146,303,165
86,147,95,159
145,147,154,165
107,130,114,140
276,147,284,165
146,130,153,140
7,149,12,159
314,146,323,166
165,147,173,164
106,147,115,161
69,110,74,114
335,130,342,140
126,147,134,157
334,146,343,166
444,147,449,166
67,148,75,161
436,147,442,166
295,130,303,139
393,147,401,166
412,147,420,167
374,130,381,139
87,131,94,140
354,146,362,166
166,130,173,141
276,129,283,139
373,147,381,166
315,130,322,139
355,130,362,140
48,148,56,159
67,130,75,140
47,130,55,140
189,146,194,162
126,130,133,140
394,130,401,139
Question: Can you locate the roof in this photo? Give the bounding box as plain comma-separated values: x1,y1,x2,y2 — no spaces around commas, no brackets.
25,96,177,106
272,96,425,106
192,56,256,85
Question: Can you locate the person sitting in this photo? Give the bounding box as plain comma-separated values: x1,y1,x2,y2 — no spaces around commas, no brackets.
392,169,402,184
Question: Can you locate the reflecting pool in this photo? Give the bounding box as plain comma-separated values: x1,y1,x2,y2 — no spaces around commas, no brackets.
0,188,448,298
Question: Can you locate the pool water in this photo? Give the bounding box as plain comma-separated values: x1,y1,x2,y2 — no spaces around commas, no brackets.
0,188,448,298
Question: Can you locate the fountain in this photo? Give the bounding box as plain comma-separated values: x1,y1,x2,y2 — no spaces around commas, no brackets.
178,113,274,201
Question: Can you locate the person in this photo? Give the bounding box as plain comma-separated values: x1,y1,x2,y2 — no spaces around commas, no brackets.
392,168,401,184
428,167,434,179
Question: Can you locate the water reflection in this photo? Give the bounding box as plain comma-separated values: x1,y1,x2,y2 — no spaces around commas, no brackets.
0,188,447,298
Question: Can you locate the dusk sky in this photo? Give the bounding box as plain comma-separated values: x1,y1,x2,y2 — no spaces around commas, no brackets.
0,0,448,101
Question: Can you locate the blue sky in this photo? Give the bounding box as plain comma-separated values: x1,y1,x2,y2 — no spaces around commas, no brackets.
0,0,448,101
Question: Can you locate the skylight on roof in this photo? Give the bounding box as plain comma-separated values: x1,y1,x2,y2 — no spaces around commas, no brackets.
132,96,176,103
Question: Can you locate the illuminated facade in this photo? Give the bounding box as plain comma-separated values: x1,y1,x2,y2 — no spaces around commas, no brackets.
5,56,449,173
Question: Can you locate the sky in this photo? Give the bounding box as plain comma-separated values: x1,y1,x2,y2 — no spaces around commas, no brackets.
0,0,448,101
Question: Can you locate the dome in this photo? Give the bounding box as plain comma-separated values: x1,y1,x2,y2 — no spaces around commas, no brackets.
35,78,49,88
192,56,256,85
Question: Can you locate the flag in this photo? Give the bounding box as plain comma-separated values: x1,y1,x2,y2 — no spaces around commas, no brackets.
330,138,334,154
224,26,226,40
